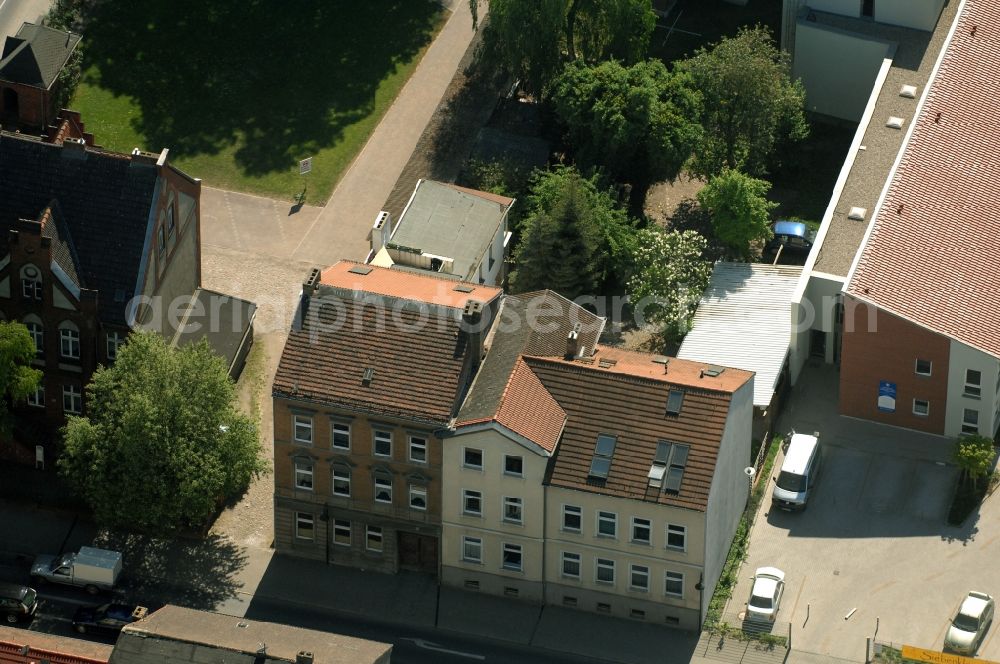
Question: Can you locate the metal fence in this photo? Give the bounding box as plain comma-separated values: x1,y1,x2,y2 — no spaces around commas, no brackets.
699,611,790,664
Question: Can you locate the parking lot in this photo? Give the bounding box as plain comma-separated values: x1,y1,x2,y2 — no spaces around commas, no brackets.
729,365,1000,661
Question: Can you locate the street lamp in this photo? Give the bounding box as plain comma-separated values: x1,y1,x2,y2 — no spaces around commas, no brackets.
744,466,757,510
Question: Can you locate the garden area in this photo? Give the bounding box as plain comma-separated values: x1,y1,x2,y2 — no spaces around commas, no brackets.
57,0,445,203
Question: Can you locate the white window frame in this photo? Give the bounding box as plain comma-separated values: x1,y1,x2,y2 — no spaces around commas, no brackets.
27,384,44,408
562,505,582,532
595,558,615,585
912,399,930,417
463,447,483,470
914,358,932,376
502,543,523,572
62,384,82,414
965,369,983,398
366,525,383,552
332,465,351,497
294,459,314,491
374,473,393,504
373,430,392,457
21,277,42,300
597,511,617,539
293,414,313,445
630,564,650,592
503,454,524,477
409,436,428,464
561,551,581,579
59,327,80,359
462,489,483,516
462,536,482,563
502,496,523,524
25,321,43,354
665,571,684,598
631,517,651,545
295,512,314,541
331,422,351,450
666,524,687,551
333,519,351,547
962,408,980,435
409,484,427,511
106,331,123,360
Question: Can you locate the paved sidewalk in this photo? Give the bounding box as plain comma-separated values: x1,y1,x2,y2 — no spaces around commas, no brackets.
290,0,484,266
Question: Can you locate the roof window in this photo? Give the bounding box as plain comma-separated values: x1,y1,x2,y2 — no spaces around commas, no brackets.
665,390,684,416
588,434,617,480
648,441,690,494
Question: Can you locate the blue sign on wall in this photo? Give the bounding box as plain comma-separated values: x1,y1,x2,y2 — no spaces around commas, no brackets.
878,380,897,413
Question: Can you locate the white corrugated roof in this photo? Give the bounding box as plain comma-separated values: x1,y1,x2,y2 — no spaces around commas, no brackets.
677,263,802,407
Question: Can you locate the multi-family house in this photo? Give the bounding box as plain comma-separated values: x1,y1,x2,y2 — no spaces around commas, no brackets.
271,260,501,574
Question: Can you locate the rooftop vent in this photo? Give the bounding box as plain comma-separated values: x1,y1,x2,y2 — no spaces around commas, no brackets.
348,265,373,275
886,116,905,130
848,207,867,221
588,434,617,480
453,284,475,293
565,327,581,360
296,652,314,664
304,267,321,291
702,365,724,378
362,367,375,387
665,389,684,416
598,358,617,369
899,84,917,99
651,355,669,365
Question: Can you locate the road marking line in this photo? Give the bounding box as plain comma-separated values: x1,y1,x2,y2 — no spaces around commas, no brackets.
402,638,485,660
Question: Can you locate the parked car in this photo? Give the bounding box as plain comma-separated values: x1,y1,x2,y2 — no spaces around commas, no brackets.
766,220,816,255
72,603,148,635
772,432,822,511
746,567,785,623
0,582,38,624
945,591,994,654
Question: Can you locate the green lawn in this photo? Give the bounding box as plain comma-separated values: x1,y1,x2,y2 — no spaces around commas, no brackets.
70,1,445,204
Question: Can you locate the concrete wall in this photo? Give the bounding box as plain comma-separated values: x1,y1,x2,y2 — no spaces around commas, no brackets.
875,0,945,31
793,21,891,121
702,379,753,626
790,274,844,383
441,427,547,601
945,341,1000,439
806,0,859,18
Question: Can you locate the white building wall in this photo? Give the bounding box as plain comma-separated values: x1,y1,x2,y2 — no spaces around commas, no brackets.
945,340,1000,438
702,379,754,625
790,275,845,382
875,0,945,31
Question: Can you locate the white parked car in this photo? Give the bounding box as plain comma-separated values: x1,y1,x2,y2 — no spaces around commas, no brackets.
747,567,785,623
945,591,994,655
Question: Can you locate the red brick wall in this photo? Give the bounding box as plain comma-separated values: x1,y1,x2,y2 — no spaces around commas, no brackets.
0,82,51,128
839,296,949,434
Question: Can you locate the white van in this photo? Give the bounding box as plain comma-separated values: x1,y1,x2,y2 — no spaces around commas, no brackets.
771,432,821,511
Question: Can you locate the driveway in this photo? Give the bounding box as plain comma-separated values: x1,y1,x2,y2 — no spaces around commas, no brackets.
729,365,1000,662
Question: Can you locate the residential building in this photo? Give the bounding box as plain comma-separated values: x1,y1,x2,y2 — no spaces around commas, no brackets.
0,625,111,664
368,179,514,286
110,605,391,664
271,260,501,574
0,23,81,129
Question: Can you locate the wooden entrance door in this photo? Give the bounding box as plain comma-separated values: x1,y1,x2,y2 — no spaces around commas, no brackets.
398,532,438,575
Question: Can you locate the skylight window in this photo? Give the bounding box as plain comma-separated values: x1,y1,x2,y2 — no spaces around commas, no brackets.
589,434,617,479
665,390,684,416
348,265,373,275
649,441,690,494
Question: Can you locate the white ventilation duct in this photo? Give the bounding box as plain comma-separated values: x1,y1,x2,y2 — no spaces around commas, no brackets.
886,116,905,129
848,207,867,221
899,84,918,99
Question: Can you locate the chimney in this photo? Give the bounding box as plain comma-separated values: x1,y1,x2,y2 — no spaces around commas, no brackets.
296,652,313,664
565,324,582,360
293,268,322,332
460,299,485,371
61,137,87,160
370,210,391,254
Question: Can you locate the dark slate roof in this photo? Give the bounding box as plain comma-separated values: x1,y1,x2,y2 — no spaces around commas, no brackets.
0,134,159,325
272,286,472,424
38,200,82,288
171,289,257,374
0,23,81,89
456,291,605,424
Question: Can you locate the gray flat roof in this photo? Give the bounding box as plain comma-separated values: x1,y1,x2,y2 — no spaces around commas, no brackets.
809,3,960,277
389,179,512,281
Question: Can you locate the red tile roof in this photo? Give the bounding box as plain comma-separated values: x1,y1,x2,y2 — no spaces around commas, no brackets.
320,260,501,308
0,629,110,664
583,345,754,392
846,0,1000,357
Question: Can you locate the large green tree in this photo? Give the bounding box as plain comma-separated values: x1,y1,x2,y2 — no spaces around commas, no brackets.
627,228,712,343
0,322,42,424
59,332,265,532
551,59,703,186
510,165,637,298
472,0,656,95
677,26,808,179
697,168,777,260
953,435,996,489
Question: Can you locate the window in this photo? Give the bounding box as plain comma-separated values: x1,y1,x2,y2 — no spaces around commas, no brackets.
332,465,351,497
504,587,519,598
294,459,313,491
366,526,383,552
962,408,980,435
666,524,686,551
631,517,651,545
562,552,581,578
166,204,176,236
502,543,522,571
463,489,482,516
373,430,392,457
503,496,523,524
563,505,582,532
106,331,123,360
666,389,684,415
295,513,314,541
25,322,42,355
597,511,617,538
912,399,930,417
462,536,482,563
589,434,617,479
21,278,42,300
630,565,650,592
463,447,483,470
965,370,982,398
59,326,80,359
596,602,611,614
158,225,166,257
409,436,427,463
62,384,81,414
293,415,313,444
333,519,351,546
374,473,393,503
563,596,578,607
665,571,684,598
630,609,646,620
915,359,932,376
596,558,615,585
331,422,351,450
652,442,691,494
465,580,480,590
409,485,427,511
27,385,44,408
504,455,523,476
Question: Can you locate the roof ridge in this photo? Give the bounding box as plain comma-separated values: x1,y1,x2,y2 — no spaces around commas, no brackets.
522,353,745,393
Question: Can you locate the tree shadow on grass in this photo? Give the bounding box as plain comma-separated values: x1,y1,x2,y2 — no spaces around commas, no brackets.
80,0,442,175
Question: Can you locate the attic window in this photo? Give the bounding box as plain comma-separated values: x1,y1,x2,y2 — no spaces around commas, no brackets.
453,284,475,293
348,265,373,275
702,365,724,378
362,367,375,386
588,434,617,480
665,390,684,416
651,441,690,494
